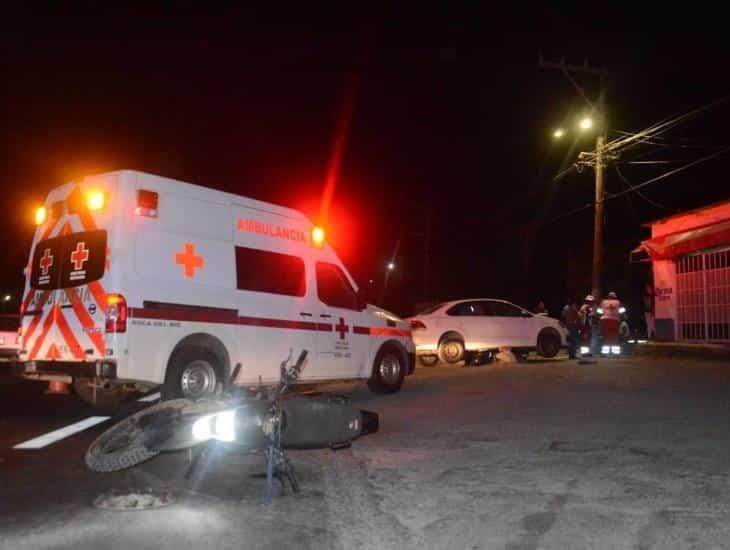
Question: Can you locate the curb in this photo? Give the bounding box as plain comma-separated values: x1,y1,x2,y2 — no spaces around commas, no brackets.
631,342,730,361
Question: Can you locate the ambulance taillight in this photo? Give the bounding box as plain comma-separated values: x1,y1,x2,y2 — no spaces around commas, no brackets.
135,190,158,218
105,294,127,333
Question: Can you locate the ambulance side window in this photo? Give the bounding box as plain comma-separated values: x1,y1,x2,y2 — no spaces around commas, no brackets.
235,246,306,297
316,262,358,310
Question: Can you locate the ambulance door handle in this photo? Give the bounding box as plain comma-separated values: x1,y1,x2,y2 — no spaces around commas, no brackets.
319,314,332,319
299,312,313,317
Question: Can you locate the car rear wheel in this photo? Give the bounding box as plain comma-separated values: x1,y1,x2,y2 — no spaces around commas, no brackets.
537,329,561,358
438,338,465,364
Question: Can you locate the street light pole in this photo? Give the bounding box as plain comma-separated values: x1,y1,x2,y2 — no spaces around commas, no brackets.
592,134,605,297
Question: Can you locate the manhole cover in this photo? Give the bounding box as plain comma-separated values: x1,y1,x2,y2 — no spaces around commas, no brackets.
93,488,175,511
548,440,616,453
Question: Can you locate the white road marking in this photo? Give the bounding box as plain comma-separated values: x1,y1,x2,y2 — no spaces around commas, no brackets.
138,392,160,402
13,416,110,449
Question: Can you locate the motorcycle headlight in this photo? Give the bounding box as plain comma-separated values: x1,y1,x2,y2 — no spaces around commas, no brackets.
192,410,236,442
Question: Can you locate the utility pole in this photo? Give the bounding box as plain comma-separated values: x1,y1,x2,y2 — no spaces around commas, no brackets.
592,135,605,297
539,55,609,297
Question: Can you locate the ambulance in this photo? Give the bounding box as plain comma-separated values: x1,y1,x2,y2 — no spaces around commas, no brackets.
16,170,414,406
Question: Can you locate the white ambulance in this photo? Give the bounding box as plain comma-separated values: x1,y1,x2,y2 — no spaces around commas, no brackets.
16,170,414,406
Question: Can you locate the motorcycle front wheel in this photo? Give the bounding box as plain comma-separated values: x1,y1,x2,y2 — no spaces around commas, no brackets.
85,399,190,472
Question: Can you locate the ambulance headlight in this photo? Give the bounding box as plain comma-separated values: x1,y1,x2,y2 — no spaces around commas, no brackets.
192,410,236,442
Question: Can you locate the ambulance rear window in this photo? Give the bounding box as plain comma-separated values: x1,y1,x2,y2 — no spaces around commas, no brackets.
30,230,107,290
235,246,306,297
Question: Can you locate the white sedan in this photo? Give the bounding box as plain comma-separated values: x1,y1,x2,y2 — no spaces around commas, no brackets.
406,299,567,365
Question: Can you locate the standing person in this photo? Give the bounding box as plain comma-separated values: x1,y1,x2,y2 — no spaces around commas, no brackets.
561,299,580,359
642,281,655,339
599,291,623,348
578,294,597,356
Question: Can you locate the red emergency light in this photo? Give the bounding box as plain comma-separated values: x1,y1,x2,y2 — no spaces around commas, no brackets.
135,190,158,218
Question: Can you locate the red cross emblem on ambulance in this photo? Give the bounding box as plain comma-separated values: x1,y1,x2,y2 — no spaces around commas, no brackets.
70,242,90,271
175,243,205,278
39,248,54,276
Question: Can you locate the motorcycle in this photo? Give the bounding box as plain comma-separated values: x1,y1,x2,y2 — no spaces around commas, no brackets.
85,350,379,500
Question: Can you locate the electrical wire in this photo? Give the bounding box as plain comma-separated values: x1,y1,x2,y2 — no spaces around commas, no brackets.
614,166,674,212
547,144,730,223
604,95,730,155
604,145,730,203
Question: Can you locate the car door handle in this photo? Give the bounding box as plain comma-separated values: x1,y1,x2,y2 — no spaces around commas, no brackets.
300,312,313,317
319,314,332,319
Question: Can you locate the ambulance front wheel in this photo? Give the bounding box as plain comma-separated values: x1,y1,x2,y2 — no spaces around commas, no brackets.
163,346,220,401
367,345,406,394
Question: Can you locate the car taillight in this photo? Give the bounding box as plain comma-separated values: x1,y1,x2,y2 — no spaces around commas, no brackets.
106,293,127,333
409,319,427,330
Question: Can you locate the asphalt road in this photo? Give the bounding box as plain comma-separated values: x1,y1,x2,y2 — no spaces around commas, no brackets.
2,354,730,549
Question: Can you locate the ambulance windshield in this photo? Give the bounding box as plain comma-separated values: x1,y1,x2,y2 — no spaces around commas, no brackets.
30,230,107,290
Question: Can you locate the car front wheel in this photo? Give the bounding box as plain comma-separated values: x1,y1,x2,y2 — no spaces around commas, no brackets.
537,329,561,358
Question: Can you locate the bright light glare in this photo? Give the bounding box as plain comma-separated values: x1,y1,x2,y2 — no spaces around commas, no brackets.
601,346,610,354
579,117,593,130
35,206,47,225
215,410,236,442
580,346,590,355
86,190,105,211
619,307,626,314
311,226,325,247
553,128,565,138
387,262,395,271
3,294,10,302
596,308,604,315
192,415,213,441
192,411,236,442
611,346,621,355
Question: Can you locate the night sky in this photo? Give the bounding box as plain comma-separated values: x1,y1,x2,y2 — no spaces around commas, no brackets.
3,14,729,320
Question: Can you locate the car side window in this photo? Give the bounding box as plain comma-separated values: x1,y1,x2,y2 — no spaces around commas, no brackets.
316,262,358,310
490,302,524,317
446,302,484,316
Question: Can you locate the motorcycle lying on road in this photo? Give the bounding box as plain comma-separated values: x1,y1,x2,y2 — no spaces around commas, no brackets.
85,350,379,499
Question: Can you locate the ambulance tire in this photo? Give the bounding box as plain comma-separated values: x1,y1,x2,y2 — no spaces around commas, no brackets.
537,328,561,358
367,345,406,394
162,346,221,401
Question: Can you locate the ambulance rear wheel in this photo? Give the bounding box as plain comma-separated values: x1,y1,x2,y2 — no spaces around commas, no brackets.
163,346,220,401
368,346,406,394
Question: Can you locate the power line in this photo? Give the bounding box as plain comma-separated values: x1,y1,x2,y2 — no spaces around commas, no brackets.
605,145,730,203
614,166,674,212
548,144,730,223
